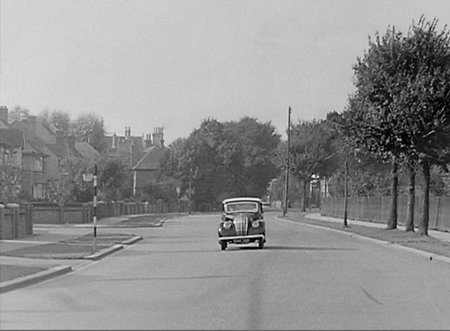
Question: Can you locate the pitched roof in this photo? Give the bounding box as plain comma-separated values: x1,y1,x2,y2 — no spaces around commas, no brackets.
46,142,80,159
75,141,101,160
0,128,25,148
0,119,8,129
132,146,166,171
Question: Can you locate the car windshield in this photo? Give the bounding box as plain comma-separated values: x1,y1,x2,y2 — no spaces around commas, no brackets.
224,202,259,213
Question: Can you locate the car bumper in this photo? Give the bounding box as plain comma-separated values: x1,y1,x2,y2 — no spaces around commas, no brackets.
218,234,265,243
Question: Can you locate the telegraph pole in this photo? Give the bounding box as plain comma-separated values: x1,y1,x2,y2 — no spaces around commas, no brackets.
188,168,192,215
283,107,291,216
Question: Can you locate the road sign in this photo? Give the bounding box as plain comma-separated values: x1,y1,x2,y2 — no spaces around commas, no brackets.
83,173,94,182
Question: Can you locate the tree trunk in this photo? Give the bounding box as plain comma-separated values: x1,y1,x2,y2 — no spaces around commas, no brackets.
387,160,398,230
343,151,348,227
405,163,415,232
418,160,430,236
301,180,307,212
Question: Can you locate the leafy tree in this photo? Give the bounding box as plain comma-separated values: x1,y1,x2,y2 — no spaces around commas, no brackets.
72,113,107,154
224,117,281,198
98,157,129,201
289,119,339,211
38,109,71,134
46,157,95,203
345,17,450,235
7,106,30,124
0,150,22,204
159,117,280,210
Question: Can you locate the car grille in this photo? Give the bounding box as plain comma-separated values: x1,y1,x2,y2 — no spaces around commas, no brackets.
234,214,248,236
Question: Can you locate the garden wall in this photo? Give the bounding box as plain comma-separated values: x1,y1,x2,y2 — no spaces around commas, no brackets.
0,204,33,240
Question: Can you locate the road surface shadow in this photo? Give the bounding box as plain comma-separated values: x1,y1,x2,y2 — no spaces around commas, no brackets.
235,245,358,251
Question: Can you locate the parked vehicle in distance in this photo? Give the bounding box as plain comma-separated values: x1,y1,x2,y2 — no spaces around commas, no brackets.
218,197,266,250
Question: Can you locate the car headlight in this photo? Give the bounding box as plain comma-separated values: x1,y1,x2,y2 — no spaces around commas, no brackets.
252,220,260,228
223,221,233,229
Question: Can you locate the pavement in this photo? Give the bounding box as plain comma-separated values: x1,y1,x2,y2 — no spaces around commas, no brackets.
0,213,169,294
1,212,449,294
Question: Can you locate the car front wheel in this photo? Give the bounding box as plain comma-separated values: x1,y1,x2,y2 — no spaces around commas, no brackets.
221,241,227,251
258,239,264,249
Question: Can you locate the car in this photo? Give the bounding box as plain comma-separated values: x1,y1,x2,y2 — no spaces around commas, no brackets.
217,197,266,250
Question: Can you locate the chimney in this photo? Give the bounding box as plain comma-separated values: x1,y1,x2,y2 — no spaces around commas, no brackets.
25,116,37,139
131,139,140,167
0,106,8,124
112,132,117,149
152,127,164,148
145,133,152,148
56,130,64,145
125,126,131,137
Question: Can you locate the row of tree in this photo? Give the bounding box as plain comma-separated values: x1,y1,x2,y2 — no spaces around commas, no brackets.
337,16,450,235
2,106,131,204
158,117,281,210
3,16,449,236
156,16,450,236
7,106,107,153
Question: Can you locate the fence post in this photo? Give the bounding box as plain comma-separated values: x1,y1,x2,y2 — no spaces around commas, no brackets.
27,203,33,236
0,204,5,239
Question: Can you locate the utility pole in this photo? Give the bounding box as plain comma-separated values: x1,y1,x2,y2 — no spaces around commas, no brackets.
343,151,348,227
283,107,291,216
188,168,192,215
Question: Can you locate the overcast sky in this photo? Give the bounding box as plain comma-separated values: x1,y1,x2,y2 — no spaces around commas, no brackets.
1,0,450,145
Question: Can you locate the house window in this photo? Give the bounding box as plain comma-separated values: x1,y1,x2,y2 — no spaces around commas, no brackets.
34,156,43,171
33,183,46,199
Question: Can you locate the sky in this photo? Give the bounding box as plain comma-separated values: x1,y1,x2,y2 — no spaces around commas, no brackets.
1,0,450,145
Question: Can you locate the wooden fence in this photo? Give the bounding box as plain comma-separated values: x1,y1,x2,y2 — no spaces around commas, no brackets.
321,196,450,231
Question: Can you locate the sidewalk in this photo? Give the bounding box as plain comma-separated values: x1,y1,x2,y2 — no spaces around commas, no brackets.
0,214,167,294
305,213,450,243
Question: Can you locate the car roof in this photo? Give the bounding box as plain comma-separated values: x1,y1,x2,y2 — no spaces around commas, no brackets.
222,197,262,204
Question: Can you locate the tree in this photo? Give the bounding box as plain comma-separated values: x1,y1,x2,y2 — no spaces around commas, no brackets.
46,157,96,203
98,157,129,201
224,117,281,198
289,119,338,212
343,17,450,234
72,113,107,154
0,150,22,204
38,109,71,134
159,117,280,210
7,106,30,124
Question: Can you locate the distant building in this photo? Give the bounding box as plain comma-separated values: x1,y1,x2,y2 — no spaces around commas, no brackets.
104,127,167,196
2,106,100,200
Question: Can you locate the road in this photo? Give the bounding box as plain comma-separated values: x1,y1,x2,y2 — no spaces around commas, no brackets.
1,212,449,330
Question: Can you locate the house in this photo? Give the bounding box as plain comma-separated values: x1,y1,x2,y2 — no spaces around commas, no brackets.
0,127,26,203
0,106,9,128
131,128,167,195
2,106,100,200
105,127,167,196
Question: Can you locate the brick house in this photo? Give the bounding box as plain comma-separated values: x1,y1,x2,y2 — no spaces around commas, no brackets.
1,106,100,200
131,128,167,196
105,127,167,196
0,126,26,203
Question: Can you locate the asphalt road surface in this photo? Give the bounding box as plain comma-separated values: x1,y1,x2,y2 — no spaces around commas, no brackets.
1,212,449,330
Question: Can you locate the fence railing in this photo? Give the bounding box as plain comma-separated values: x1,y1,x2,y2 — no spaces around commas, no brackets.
0,199,190,239
321,196,450,232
